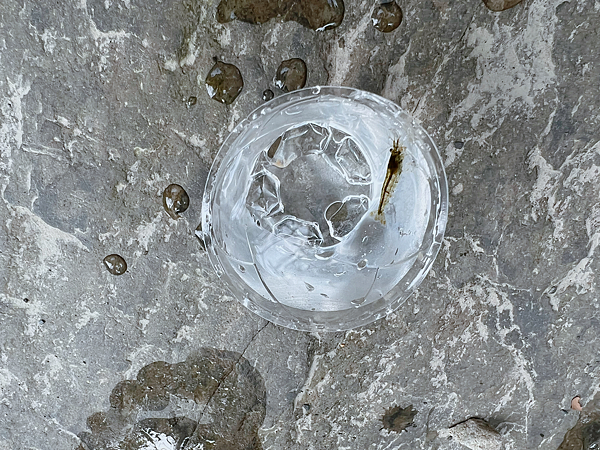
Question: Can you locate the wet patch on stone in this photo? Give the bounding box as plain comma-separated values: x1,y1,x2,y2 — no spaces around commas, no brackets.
205,61,244,105
103,254,127,275
372,1,403,33
558,391,600,449
216,0,344,31
274,58,307,92
382,405,417,432
77,348,266,449
482,0,524,11
162,184,190,219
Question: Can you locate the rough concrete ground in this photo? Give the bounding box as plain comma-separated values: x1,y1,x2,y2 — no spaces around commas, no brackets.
1,0,599,448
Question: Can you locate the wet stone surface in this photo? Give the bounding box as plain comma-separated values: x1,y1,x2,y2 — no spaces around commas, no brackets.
274,58,308,92
482,0,525,11
205,61,244,105
162,184,190,220
103,254,127,276
372,1,403,33
558,392,600,449
382,405,418,433
1,0,600,449
77,348,266,450
216,0,344,30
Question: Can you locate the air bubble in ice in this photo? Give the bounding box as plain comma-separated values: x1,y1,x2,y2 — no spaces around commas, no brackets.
273,216,323,246
325,195,370,240
245,170,283,220
268,124,330,168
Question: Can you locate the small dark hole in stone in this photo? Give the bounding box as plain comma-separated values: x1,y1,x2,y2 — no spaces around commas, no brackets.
23,298,29,303
453,141,464,149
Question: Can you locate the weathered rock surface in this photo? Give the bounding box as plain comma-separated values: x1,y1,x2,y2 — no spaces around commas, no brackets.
439,418,503,450
0,0,599,449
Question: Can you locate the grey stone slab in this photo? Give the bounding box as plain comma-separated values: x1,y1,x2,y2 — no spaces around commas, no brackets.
1,0,599,449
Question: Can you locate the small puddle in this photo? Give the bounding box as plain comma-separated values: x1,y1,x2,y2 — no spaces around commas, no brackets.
482,0,524,11
382,405,417,432
162,184,190,220
216,0,345,31
262,89,274,101
77,348,266,449
103,254,127,275
205,61,244,105
372,1,403,33
274,58,307,92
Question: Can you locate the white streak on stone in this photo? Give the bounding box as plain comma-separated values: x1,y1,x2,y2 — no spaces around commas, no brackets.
430,347,447,388
446,0,561,163
381,41,411,100
123,344,163,379
294,354,323,410
128,213,163,252
0,76,30,171
327,7,372,86
527,147,561,222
